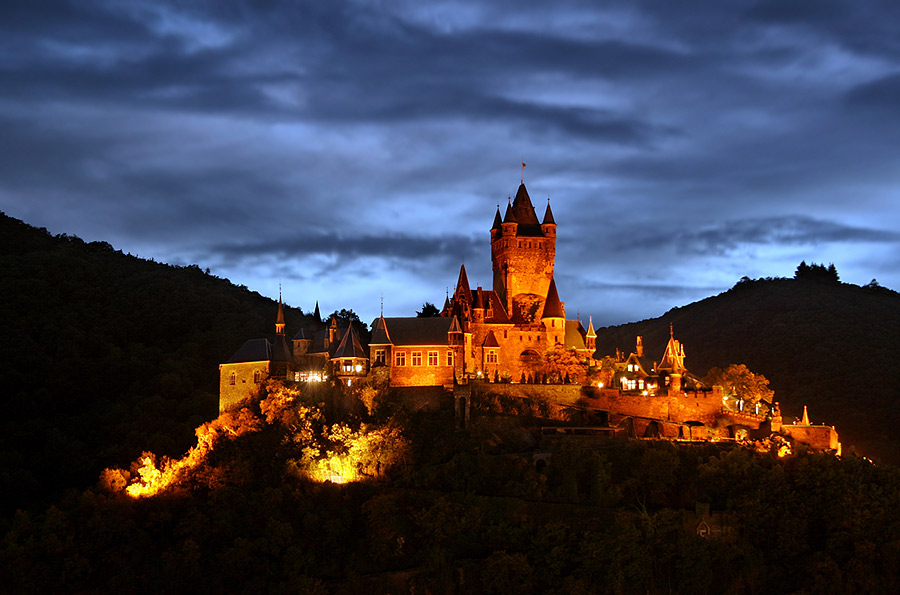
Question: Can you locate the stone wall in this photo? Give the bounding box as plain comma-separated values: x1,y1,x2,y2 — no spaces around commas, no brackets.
471,382,584,406
219,361,268,412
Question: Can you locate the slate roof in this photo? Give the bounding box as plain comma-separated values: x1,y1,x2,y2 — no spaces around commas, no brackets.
542,201,556,225
508,183,544,236
542,278,565,318
226,338,273,363
373,317,455,346
333,324,368,359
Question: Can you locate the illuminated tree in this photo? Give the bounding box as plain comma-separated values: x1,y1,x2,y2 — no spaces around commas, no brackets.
543,347,586,384
703,364,774,405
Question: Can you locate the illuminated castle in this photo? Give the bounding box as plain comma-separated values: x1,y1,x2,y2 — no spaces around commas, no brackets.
369,180,595,387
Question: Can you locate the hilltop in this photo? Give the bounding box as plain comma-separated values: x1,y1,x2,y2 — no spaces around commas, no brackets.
0,212,316,514
594,274,900,464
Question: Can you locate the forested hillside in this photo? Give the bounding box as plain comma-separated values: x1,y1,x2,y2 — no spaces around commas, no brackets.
594,273,900,464
0,213,316,514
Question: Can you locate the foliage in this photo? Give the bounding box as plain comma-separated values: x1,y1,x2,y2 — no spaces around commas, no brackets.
542,346,586,384
416,302,441,317
794,260,840,283
702,364,774,405
328,308,371,343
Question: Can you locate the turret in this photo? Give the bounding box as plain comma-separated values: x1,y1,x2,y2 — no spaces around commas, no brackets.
541,199,556,238
501,199,518,238
586,316,597,351
490,206,503,242
472,286,485,324
541,278,565,345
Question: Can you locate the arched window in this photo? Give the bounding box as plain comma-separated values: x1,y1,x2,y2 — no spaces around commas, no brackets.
253,370,261,383
229,372,236,385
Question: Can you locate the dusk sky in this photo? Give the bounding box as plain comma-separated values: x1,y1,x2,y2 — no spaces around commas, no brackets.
3,1,900,327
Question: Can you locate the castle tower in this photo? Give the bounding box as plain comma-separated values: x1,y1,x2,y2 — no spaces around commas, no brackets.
491,183,557,322
586,316,597,352
272,294,293,376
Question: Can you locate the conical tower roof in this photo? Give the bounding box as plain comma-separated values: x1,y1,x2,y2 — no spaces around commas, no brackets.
511,183,541,226
542,278,565,318
455,264,472,302
492,207,503,230
543,201,556,225
503,200,517,223
334,323,367,359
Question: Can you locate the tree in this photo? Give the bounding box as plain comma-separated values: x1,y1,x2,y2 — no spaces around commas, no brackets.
703,364,774,405
794,261,839,283
416,302,441,317
543,347,586,384
328,309,370,343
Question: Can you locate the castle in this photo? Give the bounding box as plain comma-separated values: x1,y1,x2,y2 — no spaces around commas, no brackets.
218,175,840,454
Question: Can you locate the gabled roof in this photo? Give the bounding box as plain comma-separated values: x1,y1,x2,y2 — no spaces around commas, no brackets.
378,317,455,346
226,338,273,363
542,278,565,318
483,330,500,348
333,324,368,359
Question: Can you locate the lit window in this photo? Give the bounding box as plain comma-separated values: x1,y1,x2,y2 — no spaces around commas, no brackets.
486,350,498,364
395,351,406,366
375,349,386,365
428,351,438,366
412,352,422,366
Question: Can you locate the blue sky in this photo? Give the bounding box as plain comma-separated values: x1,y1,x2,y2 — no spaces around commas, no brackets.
3,0,900,327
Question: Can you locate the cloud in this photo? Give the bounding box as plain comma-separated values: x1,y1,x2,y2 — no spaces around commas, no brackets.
615,216,900,256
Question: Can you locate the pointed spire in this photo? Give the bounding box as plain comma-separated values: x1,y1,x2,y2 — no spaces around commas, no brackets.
443,288,450,312
587,316,596,338
313,300,321,323
542,198,556,225
503,198,517,223
542,278,565,318
511,183,540,225
492,206,503,230
275,291,286,336
800,405,810,425
456,264,472,302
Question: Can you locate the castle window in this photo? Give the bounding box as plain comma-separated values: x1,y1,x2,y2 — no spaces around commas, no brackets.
427,351,438,366
229,372,236,385
486,350,498,364
395,351,406,366
375,349,386,365
412,351,422,366
504,329,508,339
447,350,454,366
253,370,261,383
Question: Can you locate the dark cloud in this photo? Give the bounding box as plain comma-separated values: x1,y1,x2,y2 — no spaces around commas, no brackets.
2,1,899,324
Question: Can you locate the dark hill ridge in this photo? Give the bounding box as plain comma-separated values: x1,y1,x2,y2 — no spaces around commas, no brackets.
594,276,900,464
0,212,315,514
